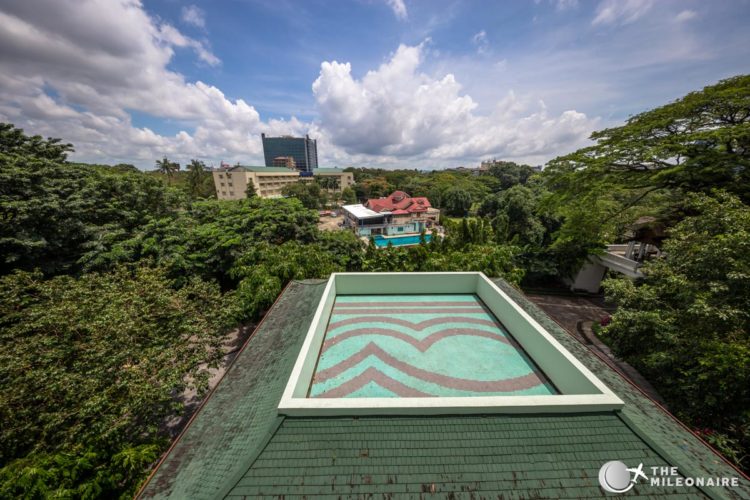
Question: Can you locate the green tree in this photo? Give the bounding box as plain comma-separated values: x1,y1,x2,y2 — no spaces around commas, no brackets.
443,187,472,216
602,191,750,470
480,186,545,246
0,149,184,276
245,180,257,198
362,243,524,284
341,186,357,204
0,123,73,162
356,177,391,199
487,161,536,190
185,159,211,198
112,163,139,173
544,75,750,232
0,266,237,497
84,198,320,288
537,76,750,280
282,181,323,209
155,156,179,179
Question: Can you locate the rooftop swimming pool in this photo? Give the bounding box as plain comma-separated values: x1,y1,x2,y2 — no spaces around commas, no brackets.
279,272,623,415
310,294,556,398
373,234,431,247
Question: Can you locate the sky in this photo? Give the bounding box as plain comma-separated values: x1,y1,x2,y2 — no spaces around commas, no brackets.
0,0,748,170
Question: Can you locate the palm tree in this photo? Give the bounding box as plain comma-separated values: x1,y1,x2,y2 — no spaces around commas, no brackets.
329,177,340,195
186,159,207,197
155,156,178,179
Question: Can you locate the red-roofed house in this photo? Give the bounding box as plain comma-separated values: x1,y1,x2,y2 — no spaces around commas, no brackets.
342,191,440,237
365,191,433,214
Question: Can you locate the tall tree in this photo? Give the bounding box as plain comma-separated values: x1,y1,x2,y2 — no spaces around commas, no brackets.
443,187,472,216
155,156,179,179
545,75,750,210
245,180,257,198
186,159,209,198
0,138,183,276
0,123,73,162
281,181,323,209
341,187,357,204
541,74,750,273
487,161,536,190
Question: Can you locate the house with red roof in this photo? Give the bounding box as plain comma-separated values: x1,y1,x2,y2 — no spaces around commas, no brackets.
341,191,440,238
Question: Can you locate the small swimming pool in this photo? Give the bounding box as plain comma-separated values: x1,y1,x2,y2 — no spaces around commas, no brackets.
310,294,556,398
279,272,624,415
373,234,431,247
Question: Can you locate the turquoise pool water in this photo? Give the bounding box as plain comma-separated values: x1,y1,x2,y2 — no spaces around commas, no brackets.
373,234,431,247
309,294,556,398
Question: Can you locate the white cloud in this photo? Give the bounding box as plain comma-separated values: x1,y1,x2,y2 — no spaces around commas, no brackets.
592,0,654,26
471,30,489,54
385,0,407,20
157,24,219,66
0,1,597,168
0,0,294,167
312,43,597,165
181,5,206,29
675,9,697,23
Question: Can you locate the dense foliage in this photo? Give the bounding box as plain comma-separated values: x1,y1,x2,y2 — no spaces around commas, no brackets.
0,266,236,498
602,192,750,466
0,152,183,276
281,180,327,208
543,74,750,264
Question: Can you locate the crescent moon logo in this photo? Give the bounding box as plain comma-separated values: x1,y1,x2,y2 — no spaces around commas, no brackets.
599,461,636,493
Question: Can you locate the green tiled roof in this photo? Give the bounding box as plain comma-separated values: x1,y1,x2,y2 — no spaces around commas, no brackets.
233,165,297,172
138,279,750,499
312,168,346,174
230,166,345,173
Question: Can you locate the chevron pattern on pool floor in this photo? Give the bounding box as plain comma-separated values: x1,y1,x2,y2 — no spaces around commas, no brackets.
309,294,557,398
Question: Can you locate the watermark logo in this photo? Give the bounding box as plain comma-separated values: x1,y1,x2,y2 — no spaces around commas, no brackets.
598,461,648,493
598,461,740,494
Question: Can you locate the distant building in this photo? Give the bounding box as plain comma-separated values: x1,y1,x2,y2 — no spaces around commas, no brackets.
342,191,440,237
262,134,318,172
212,165,353,200
272,156,297,169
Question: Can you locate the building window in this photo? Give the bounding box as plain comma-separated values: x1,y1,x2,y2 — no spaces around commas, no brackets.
220,182,225,186
228,182,233,187
218,174,223,178
229,191,234,196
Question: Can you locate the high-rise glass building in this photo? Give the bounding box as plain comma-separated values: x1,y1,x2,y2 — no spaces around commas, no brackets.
261,134,318,172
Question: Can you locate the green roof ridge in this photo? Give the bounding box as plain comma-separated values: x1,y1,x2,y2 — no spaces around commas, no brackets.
616,412,727,500
212,416,284,500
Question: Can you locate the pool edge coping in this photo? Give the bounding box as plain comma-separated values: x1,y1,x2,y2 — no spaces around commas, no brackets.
278,272,624,416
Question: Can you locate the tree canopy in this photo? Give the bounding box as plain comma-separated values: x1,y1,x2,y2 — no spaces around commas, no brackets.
0,153,184,276
602,191,750,466
0,123,73,162
0,266,236,498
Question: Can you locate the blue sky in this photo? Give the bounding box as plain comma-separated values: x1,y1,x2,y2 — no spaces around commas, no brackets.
0,0,748,168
